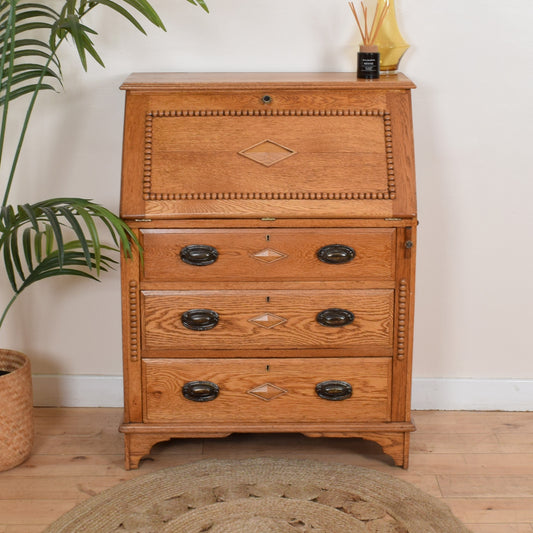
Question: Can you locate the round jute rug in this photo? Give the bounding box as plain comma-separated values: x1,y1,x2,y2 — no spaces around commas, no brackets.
44,458,471,533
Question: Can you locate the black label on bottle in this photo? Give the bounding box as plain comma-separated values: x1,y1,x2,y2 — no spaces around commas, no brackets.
357,52,380,79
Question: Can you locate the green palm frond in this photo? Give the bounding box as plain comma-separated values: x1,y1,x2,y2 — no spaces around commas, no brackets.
0,197,140,297
0,2,62,106
185,0,209,13
50,0,168,70
1,0,209,204
0,0,209,329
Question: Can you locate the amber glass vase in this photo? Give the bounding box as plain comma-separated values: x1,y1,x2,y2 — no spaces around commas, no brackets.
374,0,409,73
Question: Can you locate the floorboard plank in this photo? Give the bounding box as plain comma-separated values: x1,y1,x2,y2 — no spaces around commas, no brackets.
1,409,532,531
446,498,533,524
438,475,533,498
0,501,79,526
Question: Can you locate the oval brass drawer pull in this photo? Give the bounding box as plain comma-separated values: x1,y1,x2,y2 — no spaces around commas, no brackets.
316,308,354,327
317,244,356,264
181,309,219,331
182,380,219,402
316,380,353,401
180,244,219,266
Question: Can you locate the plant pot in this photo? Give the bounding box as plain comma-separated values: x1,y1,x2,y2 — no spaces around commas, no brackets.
0,349,34,471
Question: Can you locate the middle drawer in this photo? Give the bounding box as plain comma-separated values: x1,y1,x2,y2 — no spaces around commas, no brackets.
141,289,394,353
141,228,396,282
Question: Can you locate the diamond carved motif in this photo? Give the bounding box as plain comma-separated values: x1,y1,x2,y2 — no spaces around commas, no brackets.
247,383,288,401
248,313,287,329
239,139,296,167
251,248,288,264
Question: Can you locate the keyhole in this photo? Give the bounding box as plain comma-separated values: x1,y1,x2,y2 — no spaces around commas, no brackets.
266,296,270,303
266,234,270,241
266,365,270,371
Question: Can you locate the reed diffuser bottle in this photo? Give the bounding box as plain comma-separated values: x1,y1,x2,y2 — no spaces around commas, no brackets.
357,45,380,79
349,1,390,79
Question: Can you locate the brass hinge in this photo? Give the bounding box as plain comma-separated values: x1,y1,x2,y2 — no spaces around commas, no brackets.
385,217,402,221
134,218,152,222
261,217,276,221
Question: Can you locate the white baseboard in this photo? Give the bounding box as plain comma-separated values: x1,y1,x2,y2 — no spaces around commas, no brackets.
32,375,533,411
411,378,533,411
33,375,124,408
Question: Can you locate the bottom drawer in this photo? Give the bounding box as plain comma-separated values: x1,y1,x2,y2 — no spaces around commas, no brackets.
143,357,392,424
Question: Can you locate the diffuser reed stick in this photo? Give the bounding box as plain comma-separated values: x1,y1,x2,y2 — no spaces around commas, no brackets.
348,1,389,46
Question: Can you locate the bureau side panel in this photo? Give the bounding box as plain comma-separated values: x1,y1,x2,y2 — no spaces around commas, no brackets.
388,90,417,217
391,223,417,422
120,231,142,423
121,93,151,219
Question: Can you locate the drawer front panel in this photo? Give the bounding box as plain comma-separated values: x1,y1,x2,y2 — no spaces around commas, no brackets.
143,357,392,424
141,228,395,282
142,289,394,352
146,113,390,201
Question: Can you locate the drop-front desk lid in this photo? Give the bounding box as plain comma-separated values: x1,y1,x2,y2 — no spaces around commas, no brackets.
120,73,416,220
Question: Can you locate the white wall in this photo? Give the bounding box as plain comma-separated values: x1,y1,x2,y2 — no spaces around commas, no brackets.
1,0,532,408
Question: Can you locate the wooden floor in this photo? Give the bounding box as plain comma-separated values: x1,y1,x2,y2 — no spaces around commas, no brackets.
0,409,532,532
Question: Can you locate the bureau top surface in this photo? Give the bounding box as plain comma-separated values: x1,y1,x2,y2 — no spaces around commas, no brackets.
121,72,416,91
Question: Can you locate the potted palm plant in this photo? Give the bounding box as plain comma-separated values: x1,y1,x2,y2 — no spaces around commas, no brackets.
0,0,208,471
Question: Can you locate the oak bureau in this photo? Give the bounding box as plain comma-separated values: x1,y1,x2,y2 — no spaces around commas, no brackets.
119,73,417,469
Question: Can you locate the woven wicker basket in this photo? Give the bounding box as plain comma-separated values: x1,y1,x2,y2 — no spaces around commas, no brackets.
0,349,34,471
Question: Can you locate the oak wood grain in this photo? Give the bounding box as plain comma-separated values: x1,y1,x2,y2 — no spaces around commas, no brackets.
141,227,396,282
120,232,143,423
118,73,418,471
143,198,395,219
120,72,416,90
141,289,394,352
120,77,416,220
142,357,392,425
391,223,417,423
147,114,389,201
3,409,532,533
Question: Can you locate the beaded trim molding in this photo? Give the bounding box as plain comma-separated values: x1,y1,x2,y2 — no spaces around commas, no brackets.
142,109,395,201
396,278,408,361
128,280,139,362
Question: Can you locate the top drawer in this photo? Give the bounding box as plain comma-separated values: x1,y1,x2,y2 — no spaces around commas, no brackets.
141,228,396,282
